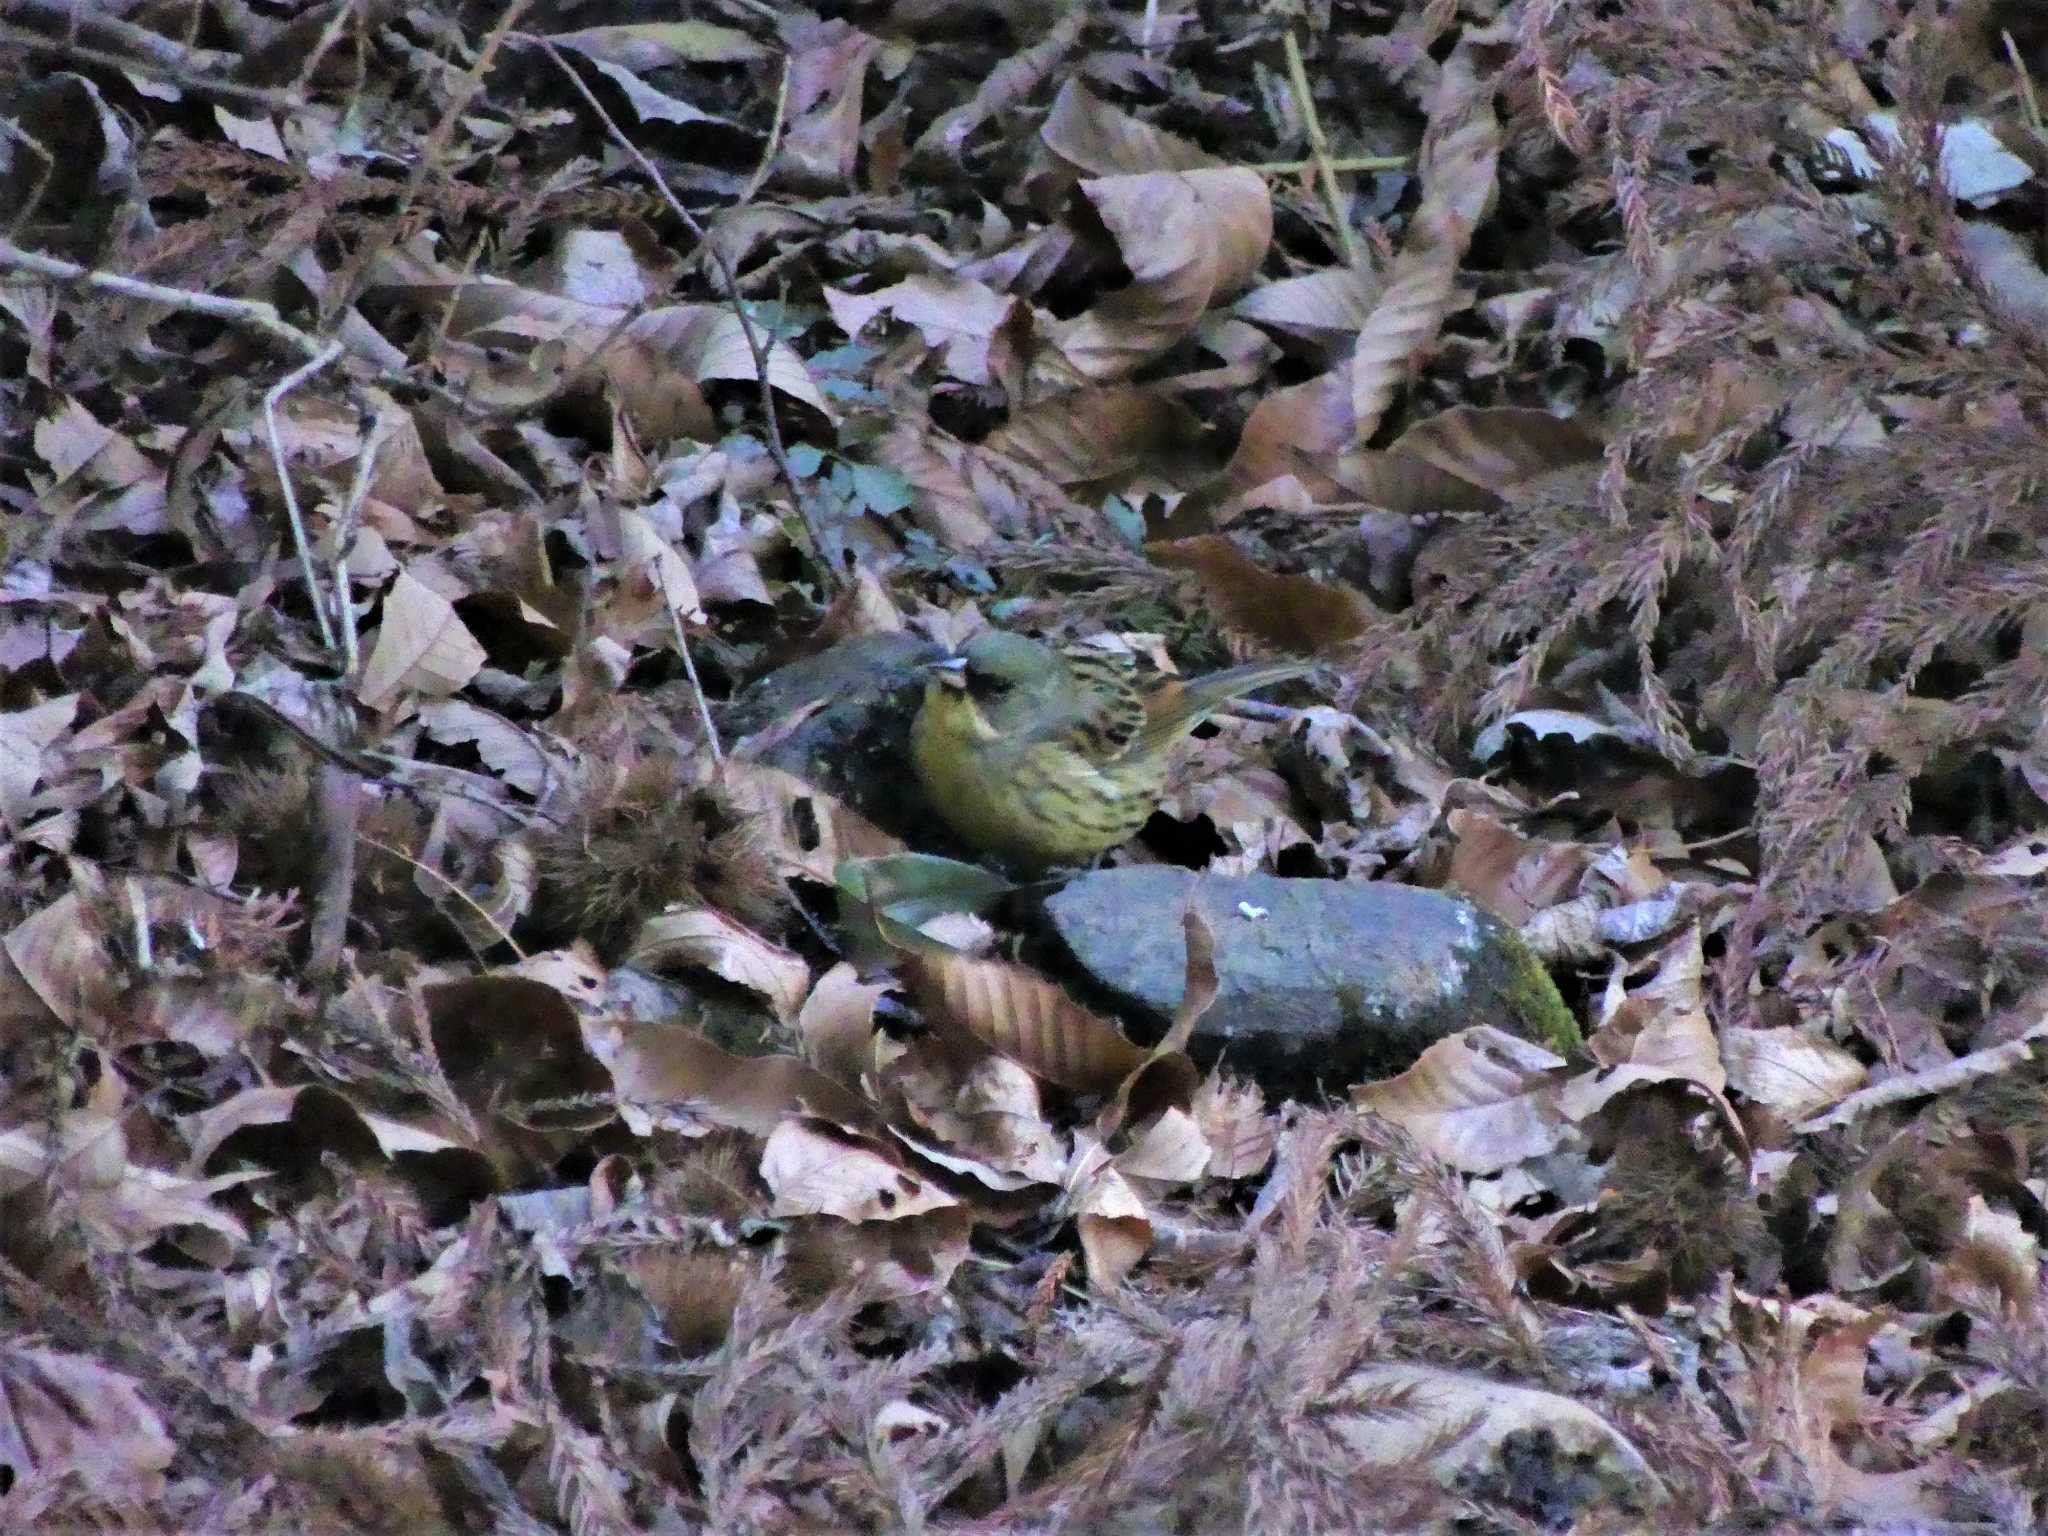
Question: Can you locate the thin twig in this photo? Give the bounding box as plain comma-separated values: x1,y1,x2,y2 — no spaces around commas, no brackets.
331,0,533,315
667,605,725,763
1282,30,1366,270
1247,152,1409,175
519,33,846,592
737,56,791,206
286,0,361,105
331,408,394,678
262,342,347,652
0,13,304,109
2005,31,2045,138
0,237,330,361
0,118,55,247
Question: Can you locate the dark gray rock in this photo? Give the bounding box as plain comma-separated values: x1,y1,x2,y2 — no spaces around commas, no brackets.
720,632,945,846
1043,868,1577,1100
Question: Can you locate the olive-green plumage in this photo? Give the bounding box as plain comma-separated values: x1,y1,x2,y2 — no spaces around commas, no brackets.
910,630,1308,866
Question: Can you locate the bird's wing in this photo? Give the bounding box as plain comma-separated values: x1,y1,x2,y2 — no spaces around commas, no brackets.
1136,660,1310,755
1032,647,1146,764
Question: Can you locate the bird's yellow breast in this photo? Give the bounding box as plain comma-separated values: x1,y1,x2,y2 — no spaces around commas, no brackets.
910,684,1158,865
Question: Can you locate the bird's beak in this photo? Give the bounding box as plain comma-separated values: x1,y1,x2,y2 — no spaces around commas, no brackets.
928,655,970,691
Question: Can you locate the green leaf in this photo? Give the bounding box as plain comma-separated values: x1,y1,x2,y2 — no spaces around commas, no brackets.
786,443,825,477
835,854,1014,958
1101,494,1146,548
849,463,913,516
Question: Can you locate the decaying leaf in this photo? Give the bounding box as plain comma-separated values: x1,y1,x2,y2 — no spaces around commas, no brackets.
760,1116,959,1222
0,1344,175,1491
591,1017,872,1139
356,569,487,713
1148,534,1374,655
901,947,1149,1096
1353,1027,1571,1174
624,907,810,1025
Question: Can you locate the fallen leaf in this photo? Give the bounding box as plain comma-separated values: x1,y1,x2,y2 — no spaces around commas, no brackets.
356,568,487,712
1352,1027,1572,1174
760,1116,959,1221
626,907,809,1025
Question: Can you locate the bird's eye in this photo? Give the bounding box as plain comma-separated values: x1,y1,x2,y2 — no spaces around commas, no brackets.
965,670,1012,699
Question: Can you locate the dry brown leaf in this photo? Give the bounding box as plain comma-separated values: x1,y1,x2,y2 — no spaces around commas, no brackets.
805,564,906,645
1190,1074,1275,1180
797,960,890,1089
0,890,116,1030
1113,1106,1211,1185
1789,1317,1944,1522
1351,52,1502,440
717,760,905,884
694,493,779,608
370,248,828,433
986,386,1211,492
779,1206,973,1300
1219,47,1501,501
1795,1019,2048,1134
0,694,78,824
826,274,1023,387
1336,1363,1665,1502
625,907,810,1025
1147,534,1373,656
416,700,558,797
356,568,487,713
911,7,1086,164
1443,809,1593,925
777,23,877,188
1589,1002,1724,1093
1,1075,255,1254
1158,729,1312,855
760,1117,959,1222
423,974,617,1158
1233,266,1385,346
901,948,1148,1095
1721,1027,1867,1119
1037,77,1220,177
549,22,767,71
871,416,1002,547
1319,445,1504,513
889,1046,1067,1190
1064,1141,1151,1290
1155,906,1218,1057
1387,405,1602,494
1352,1027,1571,1174
416,800,535,951
0,1344,175,1490
1043,168,1272,385
590,1019,871,1138
607,504,707,632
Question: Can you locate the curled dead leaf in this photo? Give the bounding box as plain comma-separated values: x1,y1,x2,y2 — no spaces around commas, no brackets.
760,1116,959,1222
1352,1027,1571,1174
625,907,810,1025
1148,535,1373,656
901,947,1147,1096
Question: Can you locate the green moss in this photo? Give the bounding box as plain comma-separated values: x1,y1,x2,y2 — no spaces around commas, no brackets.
1493,925,1583,1056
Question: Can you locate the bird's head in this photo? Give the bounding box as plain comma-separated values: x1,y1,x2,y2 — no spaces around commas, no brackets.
928,629,1058,692
922,630,1064,737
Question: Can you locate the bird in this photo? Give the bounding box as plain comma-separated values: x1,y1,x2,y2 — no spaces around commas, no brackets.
909,629,1310,867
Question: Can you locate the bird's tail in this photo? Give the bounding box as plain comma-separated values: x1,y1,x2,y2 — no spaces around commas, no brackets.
1140,659,1313,752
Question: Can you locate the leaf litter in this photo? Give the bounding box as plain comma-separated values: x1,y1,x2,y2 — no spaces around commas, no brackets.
4,0,2048,1530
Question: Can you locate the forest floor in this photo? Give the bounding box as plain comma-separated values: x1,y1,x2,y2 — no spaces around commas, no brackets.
4,0,2048,1531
